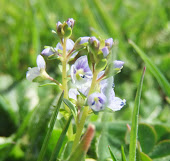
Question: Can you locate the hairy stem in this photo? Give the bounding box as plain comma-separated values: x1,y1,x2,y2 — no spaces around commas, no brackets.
62,38,68,100
62,38,73,140
71,106,89,152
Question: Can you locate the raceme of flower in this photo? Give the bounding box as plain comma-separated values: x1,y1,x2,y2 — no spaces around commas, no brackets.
26,55,49,81
26,18,126,155
26,18,126,113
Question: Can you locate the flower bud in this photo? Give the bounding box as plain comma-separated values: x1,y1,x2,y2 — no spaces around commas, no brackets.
74,37,90,50
89,37,100,50
66,18,75,29
101,46,109,57
105,38,114,48
56,21,62,29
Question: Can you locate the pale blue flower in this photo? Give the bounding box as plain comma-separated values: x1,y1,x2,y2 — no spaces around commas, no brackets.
71,55,92,87
114,60,124,69
88,92,106,111
41,47,55,56
26,55,48,81
79,37,90,45
69,88,79,101
69,86,89,101
101,84,126,111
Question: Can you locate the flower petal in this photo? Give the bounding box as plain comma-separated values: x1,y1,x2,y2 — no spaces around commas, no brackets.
41,47,54,56
26,67,40,81
37,55,46,69
108,97,126,111
69,88,79,101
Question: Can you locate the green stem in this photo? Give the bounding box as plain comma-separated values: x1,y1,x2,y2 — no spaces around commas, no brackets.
71,70,99,151
62,38,68,100
62,38,74,140
88,70,99,95
71,106,89,152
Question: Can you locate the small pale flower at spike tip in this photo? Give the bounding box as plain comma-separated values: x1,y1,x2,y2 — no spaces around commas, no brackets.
66,18,75,28
71,55,92,87
26,55,48,81
105,38,114,48
56,21,62,28
89,36,100,47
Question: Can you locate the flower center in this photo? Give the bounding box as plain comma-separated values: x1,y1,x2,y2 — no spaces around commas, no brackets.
76,69,85,80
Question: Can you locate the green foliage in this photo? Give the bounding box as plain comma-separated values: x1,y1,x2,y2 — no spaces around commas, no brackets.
138,123,157,154
149,140,170,159
0,0,170,160
108,146,118,161
129,67,145,161
37,91,64,161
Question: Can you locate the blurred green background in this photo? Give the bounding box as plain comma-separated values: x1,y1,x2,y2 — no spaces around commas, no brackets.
0,0,170,160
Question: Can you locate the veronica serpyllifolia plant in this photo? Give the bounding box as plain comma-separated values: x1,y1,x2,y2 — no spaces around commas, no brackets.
26,18,126,160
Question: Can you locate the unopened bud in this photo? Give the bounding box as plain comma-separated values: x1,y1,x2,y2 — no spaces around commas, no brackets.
105,38,114,48
66,18,75,29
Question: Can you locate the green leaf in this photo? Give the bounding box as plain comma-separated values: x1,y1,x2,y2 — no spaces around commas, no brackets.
37,91,64,161
39,83,58,87
61,141,73,160
149,140,170,158
121,146,127,161
108,145,118,161
63,98,77,120
140,152,152,161
136,149,153,161
129,67,146,161
138,123,157,154
49,115,73,161
129,40,170,96
154,124,170,141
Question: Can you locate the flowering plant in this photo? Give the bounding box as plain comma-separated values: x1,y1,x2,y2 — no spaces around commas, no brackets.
26,18,126,160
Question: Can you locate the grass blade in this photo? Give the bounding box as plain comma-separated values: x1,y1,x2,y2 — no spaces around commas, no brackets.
129,40,170,96
37,91,64,161
108,145,118,161
129,67,146,161
121,146,127,161
49,115,73,161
